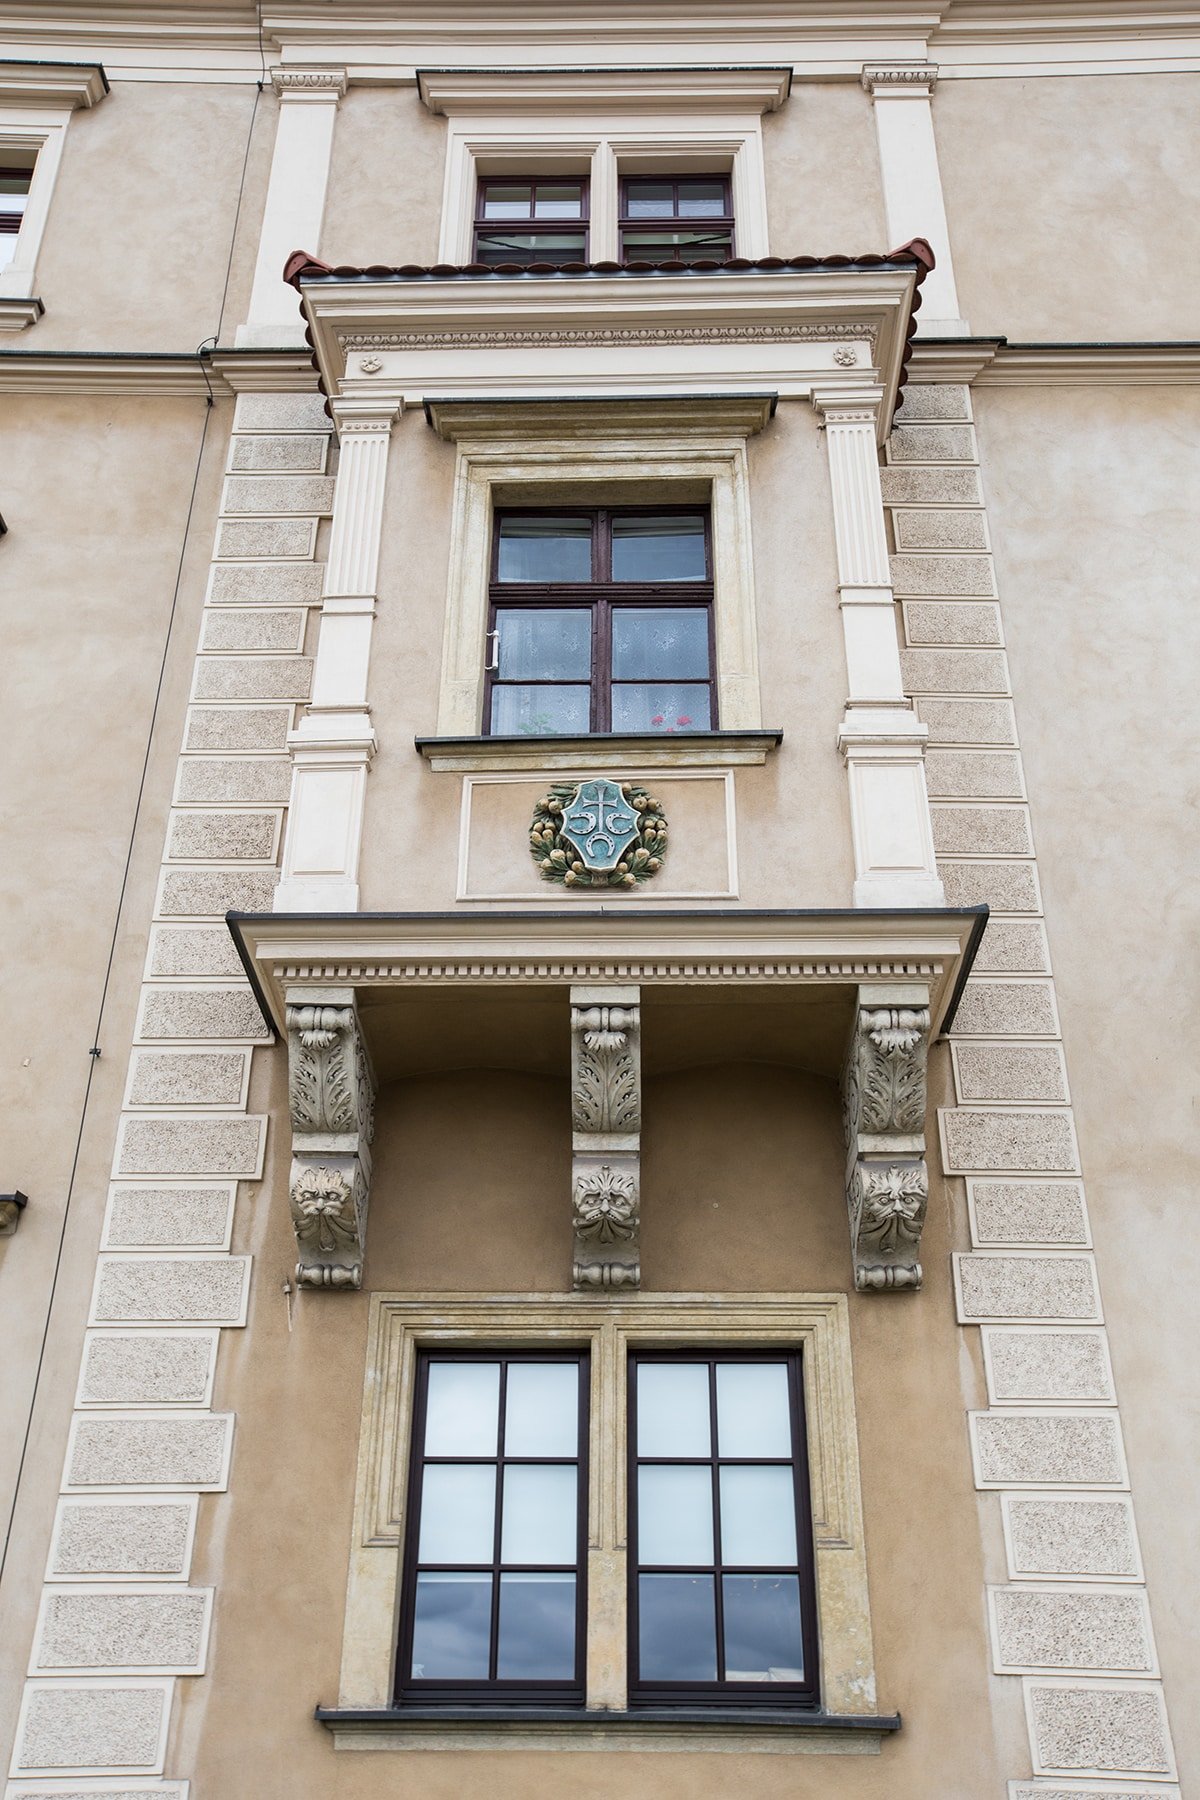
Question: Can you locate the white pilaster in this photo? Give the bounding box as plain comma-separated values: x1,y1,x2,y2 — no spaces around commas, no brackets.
236,67,347,349
814,387,943,909
861,64,968,337
274,397,401,913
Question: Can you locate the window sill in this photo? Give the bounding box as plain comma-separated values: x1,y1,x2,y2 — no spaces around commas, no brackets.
415,729,783,773
315,1704,900,1755
0,295,44,332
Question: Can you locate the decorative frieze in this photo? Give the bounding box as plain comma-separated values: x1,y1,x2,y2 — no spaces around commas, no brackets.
841,992,930,1290
285,990,375,1289
570,989,641,1289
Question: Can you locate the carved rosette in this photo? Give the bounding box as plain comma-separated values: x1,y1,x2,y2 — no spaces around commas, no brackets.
285,990,375,1291
842,995,930,1291
571,991,641,1289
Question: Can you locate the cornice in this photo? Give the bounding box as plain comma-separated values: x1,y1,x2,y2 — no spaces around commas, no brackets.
424,393,777,440
0,348,320,394
907,338,1200,385
0,57,107,106
417,65,791,115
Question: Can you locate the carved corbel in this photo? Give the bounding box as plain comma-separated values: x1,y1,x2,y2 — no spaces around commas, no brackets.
571,989,640,1289
286,988,375,1289
842,993,930,1291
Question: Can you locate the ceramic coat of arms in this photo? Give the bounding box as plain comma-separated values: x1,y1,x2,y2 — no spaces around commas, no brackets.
530,779,668,888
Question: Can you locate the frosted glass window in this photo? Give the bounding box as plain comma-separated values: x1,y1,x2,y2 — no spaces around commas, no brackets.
417,1465,496,1563
505,1362,579,1456
719,1466,798,1567
501,1465,578,1565
715,1363,793,1457
637,1466,714,1566
636,1362,711,1456
424,1361,500,1457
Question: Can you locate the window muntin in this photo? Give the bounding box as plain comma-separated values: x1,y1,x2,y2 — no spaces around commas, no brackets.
619,175,734,265
628,1351,819,1706
0,148,34,273
474,177,589,267
397,1350,589,1703
487,508,715,736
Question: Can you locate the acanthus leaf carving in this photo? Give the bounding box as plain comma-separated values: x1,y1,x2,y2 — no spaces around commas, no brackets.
842,993,930,1293
571,1005,641,1133
571,992,641,1290
286,992,375,1292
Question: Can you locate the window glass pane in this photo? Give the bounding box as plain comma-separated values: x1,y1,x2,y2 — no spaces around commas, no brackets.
481,183,531,218
501,1464,578,1565
637,1465,713,1566
636,1362,711,1456
497,516,592,583
621,228,733,263
417,1465,496,1563
474,230,586,266
533,183,584,219
715,1363,793,1458
611,514,706,582
496,608,591,681
505,1362,579,1456
611,683,710,733
424,1361,500,1457
624,180,674,218
722,1575,805,1681
612,608,709,680
497,1573,576,1679
490,684,590,736
410,1572,492,1679
718,1466,799,1567
638,1574,717,1680
677,180,727,217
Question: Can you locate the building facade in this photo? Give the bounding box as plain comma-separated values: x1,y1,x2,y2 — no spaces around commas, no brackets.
1,4,1197,1796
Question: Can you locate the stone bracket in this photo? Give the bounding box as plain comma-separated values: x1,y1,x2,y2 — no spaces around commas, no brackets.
571,986,641,1289
286,986,376,1289
842,987,930,1291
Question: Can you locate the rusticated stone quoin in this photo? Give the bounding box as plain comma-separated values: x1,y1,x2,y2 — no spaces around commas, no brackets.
286,989,376,1289
571,989,641,1289
841,991,930,1290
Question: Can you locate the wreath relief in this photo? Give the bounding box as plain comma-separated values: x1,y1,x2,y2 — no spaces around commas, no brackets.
530,778,668,889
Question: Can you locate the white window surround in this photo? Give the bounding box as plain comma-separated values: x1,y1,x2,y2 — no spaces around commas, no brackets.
0,62,106,329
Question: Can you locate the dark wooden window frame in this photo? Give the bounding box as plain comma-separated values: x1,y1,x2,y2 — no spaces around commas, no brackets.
627,1348,820,1710
484,505,717,737
618,172,735,264
395,1348,590,1707
473,175,590,265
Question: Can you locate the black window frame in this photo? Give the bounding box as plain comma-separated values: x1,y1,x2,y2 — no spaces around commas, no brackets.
618,173,736,265
485,505,717,737
627,1348,820,1709
0,148,35,255
395,1347,590,1707
473,175,590,267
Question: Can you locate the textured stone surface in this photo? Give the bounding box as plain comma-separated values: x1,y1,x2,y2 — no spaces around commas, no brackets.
104,1186,233,1249
52,1500,195,1577
939,860,1041,912
158,866,278,916
234,390,330,432
955,1044,1067,1103
223,474,335,515
175,757,291,806
970,1180,1089,1246
902,648,1010,694
36,1591,209,1673
926,750,1024,799
208,560,324,605
93,1257,249,1325
3,1789,186,1800
993,1589,1153,1673
895,508,989,550
973,1412,1125,1487
975,920,1052,973
918,697,1018,745
953,980,1059,1038
941,1109,1079,1175
231,432,328,471
984,1328,1113,1401
166,809,278,862
957,1255,1099,1322
891,552,997,597
193,654,312,701
215,517,315,559
68,1415,233,1488
932,804,1033,856
80,1332,217,1404
1011,1787,1179,1800
148,926,245,979
201,608,305,652
184,705,292,752
14,1683,169,1771
886,422,977,462
1005,1497,1141,1580
128,1050,247,1107
1027,1681,1173,1775
904,600,1002,645
893,383,972,421
116,1115,265,1177
880,464,983,505
139,987,268,1042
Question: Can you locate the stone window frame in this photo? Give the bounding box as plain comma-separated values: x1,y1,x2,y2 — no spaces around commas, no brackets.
0,63,107,328
331,1293,881,1750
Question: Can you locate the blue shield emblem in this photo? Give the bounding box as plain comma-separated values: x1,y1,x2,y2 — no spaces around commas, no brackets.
560,780,639,874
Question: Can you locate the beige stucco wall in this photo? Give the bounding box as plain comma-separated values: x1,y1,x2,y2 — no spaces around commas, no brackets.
322,86,448,267
765,82,886,255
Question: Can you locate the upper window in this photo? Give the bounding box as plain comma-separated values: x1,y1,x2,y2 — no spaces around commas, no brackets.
619,175,735,265
486,507,714,737
0,148,35,273
473,178,589,267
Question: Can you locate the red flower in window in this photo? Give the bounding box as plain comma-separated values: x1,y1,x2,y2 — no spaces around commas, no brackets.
676,714,693,727
651,715,665,726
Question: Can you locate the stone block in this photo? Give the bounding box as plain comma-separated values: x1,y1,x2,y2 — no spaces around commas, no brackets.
904,601,1002,646
975,920,1052,973
34,1589,211,1675
157,867,278,917
991,1587,1154,1675
880,464,984,506
969,1180,1089,1247
184,704,292,752
192,655,312,702
147,927,245,980
174,758,291,808
886,422,978,463
939,861,1041,913
982,1328,1114,1402
971,1411,1127,1488
1011,1786,1179,1800
932,804,1033,856
166,810,279,862
902,648,1010,694
200,609,305,652
953,1044,1068,1103
12,1680,172,1774
1025,1679,1174,1777
50,1497,197,1579
4,1785,188,1799
214,517,316,560
127,1050,248,1108
952,980,1060,1039
955,1254,1100,1323
918,697,1018,745
78,1332,218,1406
231,432,329,472
926,751,1024,800
222,474,335,515
893,383,972,420
114,1116,265,1179
891,553,997,597
234,390,330,432
894,508,989,550
103,1186,234,1251
1003,1495,1142,1581
207,559,325,605
91,1257,250,1326
940,1109,1079,1175
138,987,269,1042
66,1414,234,1489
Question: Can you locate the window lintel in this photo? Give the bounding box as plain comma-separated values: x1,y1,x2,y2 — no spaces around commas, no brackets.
418,67,791,118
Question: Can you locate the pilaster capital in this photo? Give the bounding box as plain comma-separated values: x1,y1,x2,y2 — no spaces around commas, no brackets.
329,394,403,439
270,65,348,101
811,385,885,430
860,62,938,97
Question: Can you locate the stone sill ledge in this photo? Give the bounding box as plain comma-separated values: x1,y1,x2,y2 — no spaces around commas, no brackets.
415,729,784,773
0,296,44,333
317,1704,900,1755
